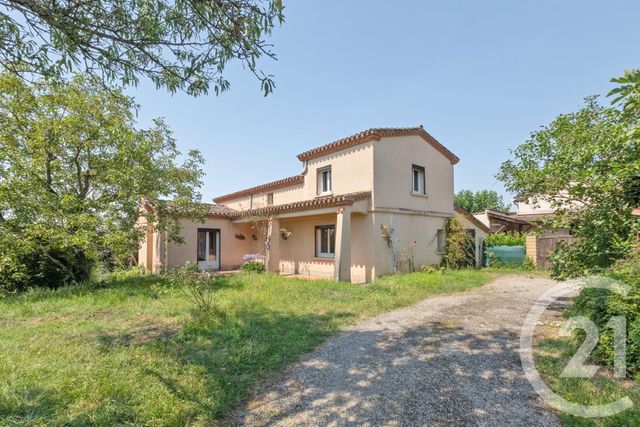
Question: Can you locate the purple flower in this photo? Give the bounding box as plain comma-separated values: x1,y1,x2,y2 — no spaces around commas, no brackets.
241,253,266,263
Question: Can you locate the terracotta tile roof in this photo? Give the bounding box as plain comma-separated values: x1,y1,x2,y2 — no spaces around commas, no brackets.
227,191,371,218
454,206,491,234
296,126,460,164
206,204,239,217
212,175,304,204
632,208,640,216
142,201,238,217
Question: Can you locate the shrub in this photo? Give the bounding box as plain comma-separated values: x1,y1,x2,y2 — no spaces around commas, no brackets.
167,263,217,315
567,254,640,376
547,241,600,280
240,261,265,273
0,234,93,293
484,232,526,247
442,217,475,268
484,250,535,270
240,253,265,273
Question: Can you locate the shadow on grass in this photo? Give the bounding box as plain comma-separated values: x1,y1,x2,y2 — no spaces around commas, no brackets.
91,301,354,422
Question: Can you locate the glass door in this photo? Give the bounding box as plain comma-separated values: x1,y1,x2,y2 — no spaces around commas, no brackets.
197,228,220,271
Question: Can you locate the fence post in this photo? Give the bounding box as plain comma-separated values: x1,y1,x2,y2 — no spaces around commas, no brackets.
525,235,538,267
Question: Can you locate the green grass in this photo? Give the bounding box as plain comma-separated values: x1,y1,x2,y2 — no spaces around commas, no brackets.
535,330,640,426
0,269,493,426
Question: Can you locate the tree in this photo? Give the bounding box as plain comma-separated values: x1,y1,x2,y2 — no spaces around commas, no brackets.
609,68,640,114
454,189,510,213
497,95,640,277
0,0,283,96
0,73,206,290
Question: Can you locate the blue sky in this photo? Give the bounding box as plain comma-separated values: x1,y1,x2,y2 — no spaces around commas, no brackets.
130,0,640,207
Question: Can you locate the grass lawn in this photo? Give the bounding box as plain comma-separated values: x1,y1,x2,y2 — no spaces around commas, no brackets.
0,269,494,426
535,328,640,426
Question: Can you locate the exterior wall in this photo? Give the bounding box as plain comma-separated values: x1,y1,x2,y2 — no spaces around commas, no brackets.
222,183,304,211
164,218,257,270
454,212,489,268
136,217,150,270
216,141,374,211
137,218,165,274
516,192,581,215
301,142,374,200
372,212,449,276
278,214,337,279
276,212,374,283
372,135,454,214
349,214,374,283
516,198,555,215
473,212,491,228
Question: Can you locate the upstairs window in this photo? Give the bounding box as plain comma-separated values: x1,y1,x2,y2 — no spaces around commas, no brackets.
317,166,332,195
267,192,274,206
412,164,425,194
315,225,336,257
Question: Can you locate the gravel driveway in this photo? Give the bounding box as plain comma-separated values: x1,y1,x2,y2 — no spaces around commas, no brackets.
231,275,561,426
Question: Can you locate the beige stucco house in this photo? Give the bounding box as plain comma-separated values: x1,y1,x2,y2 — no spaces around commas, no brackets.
139,126,488,282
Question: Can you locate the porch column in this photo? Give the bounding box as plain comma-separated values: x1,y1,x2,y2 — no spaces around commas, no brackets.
334,207,351,282
266,216,280,272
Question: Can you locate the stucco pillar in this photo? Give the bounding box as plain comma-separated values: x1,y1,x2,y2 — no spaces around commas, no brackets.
334,207,351,282
153,230,166,274
266,216,280,272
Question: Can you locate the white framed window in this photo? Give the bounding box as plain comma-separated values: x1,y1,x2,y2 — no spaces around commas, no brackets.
315,225,335,257
412,164,425,194
317,166,332,195
267,192,274,206
437,229,446,253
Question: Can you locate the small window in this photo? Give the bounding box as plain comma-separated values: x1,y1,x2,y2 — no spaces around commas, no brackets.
315,225,336,257
317,166,332,195
267,192,274,206
437,229,446,253
249,194,254,209
412,165,425,194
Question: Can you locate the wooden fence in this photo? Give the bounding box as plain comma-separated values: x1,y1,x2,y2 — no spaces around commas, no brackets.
526,235,578,269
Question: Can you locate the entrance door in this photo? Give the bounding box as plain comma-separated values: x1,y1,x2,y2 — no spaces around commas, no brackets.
197,228,220,271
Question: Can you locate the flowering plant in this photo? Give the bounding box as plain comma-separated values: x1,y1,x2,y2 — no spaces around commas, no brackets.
240,253,265,263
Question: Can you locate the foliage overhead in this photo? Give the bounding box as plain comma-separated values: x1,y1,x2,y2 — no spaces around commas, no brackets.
0,0,284,96
454,189,511,213
609,68,640,114
497,94,640,276
0,73,206,290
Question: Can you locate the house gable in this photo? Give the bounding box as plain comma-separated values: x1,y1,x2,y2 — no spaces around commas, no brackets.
212,126,458,214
